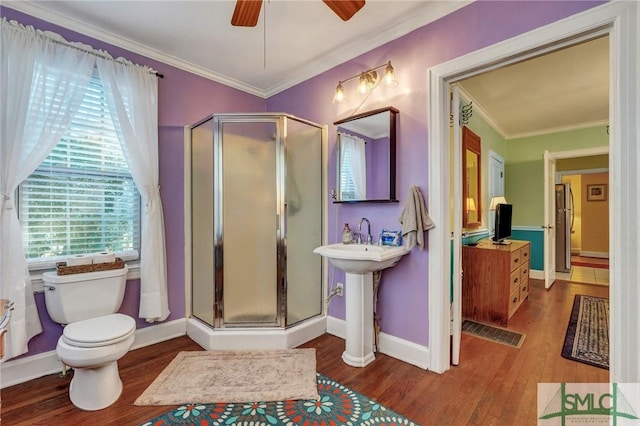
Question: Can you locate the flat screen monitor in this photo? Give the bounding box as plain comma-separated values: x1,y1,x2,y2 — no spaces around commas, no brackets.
493,203,513,244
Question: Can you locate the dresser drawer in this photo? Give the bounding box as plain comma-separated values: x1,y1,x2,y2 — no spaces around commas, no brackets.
510,248,524,271
508,287,520,318
520,261,529,282
510,269,521,293
520,278,529,301
520,245,530,264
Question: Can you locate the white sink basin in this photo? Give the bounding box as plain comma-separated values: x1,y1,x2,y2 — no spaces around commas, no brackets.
313,243,409,274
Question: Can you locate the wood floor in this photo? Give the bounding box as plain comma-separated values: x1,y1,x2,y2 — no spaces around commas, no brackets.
1,279,608,425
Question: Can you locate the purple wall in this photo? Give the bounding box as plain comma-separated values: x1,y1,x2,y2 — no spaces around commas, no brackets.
1,6,265,358
368,137,390,200
2,0,604,358
267,0,604,346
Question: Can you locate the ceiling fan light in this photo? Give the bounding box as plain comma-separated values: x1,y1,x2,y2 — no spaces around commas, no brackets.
333,82,347,103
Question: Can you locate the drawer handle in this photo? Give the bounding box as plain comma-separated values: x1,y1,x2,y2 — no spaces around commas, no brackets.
524,252,529,257
514,258,519,263
514,277,519,283
513,297,518,303
523,269,528,274
522,286,527,291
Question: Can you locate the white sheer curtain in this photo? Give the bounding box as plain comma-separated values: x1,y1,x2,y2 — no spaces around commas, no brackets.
340,133,367,199
0,19,95,358
96,58,169,322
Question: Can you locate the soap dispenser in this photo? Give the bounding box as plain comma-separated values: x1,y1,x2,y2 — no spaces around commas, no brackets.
342,223,353,244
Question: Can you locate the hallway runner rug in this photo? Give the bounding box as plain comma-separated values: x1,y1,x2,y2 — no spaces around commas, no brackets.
561,294,609,370
140,373,418,426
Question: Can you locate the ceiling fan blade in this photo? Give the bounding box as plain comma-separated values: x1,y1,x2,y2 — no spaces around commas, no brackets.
231,0,263,27
323,0,365,21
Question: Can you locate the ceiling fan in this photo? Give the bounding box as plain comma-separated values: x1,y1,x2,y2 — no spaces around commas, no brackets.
231,0,366,27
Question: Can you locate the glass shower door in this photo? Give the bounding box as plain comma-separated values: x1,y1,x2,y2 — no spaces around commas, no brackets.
217,119,281,327
285,118,323,325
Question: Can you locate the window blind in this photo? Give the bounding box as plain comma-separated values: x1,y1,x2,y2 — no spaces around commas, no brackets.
18,74,141,261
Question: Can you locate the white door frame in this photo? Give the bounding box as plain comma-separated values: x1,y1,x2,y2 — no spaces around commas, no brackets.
543,146,609,289
427,1,639,383
543,150,557,289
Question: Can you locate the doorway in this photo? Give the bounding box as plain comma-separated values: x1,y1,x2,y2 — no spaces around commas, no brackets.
549,151,610,285
426,1,639,382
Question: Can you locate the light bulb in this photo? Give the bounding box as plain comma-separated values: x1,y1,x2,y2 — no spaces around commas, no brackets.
384,61,398,87
358,73,368,94
333,82,346,103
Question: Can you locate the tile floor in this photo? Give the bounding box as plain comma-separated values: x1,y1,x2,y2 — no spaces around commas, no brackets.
556,256,609,286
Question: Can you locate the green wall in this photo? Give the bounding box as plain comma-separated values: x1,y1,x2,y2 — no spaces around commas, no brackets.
505,125,608,226
506,126,609,164
506,161,544,225
465,110,508,230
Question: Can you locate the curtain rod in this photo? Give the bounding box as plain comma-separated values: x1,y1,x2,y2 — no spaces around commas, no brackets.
3,18,163,78
48,37,164,79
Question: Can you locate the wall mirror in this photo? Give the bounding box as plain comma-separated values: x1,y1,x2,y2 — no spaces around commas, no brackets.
462,126,481,228
334,106,399,203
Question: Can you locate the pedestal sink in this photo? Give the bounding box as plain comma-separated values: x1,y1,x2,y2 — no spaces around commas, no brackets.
313,243,409,367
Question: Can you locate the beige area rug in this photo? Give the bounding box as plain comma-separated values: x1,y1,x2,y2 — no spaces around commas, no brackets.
134,349,319,406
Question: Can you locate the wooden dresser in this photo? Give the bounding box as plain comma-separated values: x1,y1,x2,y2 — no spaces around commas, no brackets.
462,239,530,326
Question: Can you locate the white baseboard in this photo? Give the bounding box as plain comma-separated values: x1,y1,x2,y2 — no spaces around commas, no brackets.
0,318,187,389
186,316,326,350
131,318,187,350
326,316,430,370
579,251,609,259
530,269,544,280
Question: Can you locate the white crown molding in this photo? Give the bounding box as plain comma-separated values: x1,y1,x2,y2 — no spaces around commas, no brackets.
507,120,609,140
458,85,609,141
5,0,471,99
258,1,474,97
457,86,510,138
2,1,267,98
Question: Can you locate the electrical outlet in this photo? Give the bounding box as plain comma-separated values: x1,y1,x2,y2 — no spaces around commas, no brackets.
336,283,344,297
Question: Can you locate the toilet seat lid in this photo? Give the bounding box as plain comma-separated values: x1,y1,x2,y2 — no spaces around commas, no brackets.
63,313,135,348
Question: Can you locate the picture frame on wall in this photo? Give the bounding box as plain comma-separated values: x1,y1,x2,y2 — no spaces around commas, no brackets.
587,184,607,201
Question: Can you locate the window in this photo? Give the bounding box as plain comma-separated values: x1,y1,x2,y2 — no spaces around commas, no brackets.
338,133,366,200
18,72,141,265
339,145,358,200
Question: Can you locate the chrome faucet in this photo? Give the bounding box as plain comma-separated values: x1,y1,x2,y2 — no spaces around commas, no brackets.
358,217,373,244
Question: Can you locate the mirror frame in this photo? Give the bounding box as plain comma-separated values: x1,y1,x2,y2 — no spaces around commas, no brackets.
333,106,399,203
462,126,482,228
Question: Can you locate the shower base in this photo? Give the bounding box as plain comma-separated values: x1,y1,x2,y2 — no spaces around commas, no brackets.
186,315,326,350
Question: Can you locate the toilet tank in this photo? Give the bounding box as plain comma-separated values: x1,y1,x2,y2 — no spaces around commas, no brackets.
42,266,129,324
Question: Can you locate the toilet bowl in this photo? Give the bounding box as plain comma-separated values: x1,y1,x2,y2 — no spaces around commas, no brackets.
43,266,135,411
56,313,136,411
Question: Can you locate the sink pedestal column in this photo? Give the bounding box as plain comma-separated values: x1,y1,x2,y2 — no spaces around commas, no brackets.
342,271,375,367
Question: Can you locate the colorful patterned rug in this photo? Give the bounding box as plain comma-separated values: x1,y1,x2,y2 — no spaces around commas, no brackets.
140,373,418,425
561,294,609,370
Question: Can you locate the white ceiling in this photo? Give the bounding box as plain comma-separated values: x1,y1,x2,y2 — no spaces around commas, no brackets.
4,0,469,97
459,36,609,140
4,1,609,139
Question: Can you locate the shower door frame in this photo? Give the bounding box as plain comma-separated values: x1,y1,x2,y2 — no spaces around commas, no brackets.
213,114,287,329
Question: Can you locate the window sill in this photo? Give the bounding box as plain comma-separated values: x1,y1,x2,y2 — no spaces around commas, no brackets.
30,262,141,293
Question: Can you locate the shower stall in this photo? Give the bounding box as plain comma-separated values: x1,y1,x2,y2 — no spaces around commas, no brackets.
186,113,326,349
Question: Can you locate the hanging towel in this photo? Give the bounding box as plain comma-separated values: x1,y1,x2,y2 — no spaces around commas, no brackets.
398,185,435,250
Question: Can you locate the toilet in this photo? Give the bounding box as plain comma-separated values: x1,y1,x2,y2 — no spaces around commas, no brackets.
42,266,135,411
